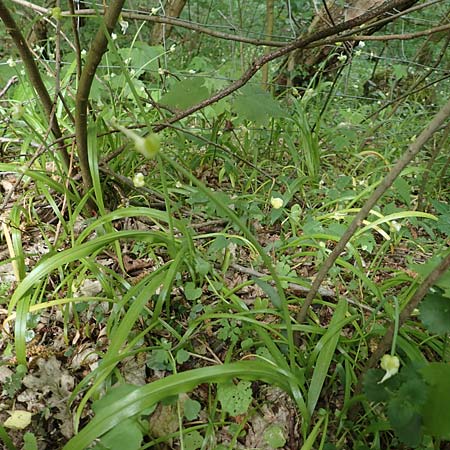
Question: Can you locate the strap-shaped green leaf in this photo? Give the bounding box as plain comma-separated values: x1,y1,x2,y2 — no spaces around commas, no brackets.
63,360,293,450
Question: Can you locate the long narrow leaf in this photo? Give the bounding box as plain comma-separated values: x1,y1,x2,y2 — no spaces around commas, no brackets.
10,230,174,364
73,269,167,430
300,415,325,450
76,207,175,244
63,360,293,450
307,297,347,416
10,230,173,310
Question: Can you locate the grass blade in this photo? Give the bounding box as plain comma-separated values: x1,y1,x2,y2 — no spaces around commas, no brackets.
307,297,347,416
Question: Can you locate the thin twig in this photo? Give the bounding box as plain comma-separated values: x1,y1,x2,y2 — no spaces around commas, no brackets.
230,263,374,312
0,76,18,98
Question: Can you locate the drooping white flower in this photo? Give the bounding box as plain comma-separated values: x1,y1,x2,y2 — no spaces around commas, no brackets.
378,354,400,383
119,19,129,34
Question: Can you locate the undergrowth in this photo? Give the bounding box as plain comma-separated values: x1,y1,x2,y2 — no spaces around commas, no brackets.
1,2,450,450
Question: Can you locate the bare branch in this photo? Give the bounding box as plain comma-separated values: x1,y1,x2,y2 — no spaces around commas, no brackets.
311,23,450,46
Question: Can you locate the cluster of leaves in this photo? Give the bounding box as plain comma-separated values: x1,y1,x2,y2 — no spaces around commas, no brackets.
363,362,450,447
1,0,450,449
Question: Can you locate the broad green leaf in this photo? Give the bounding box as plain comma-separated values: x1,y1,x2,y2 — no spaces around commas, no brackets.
99,419,143,450
195,257,211,276
392,64,408,79
161,78,210,109
397,376,428,407
420,363,450,439
176,349,190,365
118,43,163,76
419,291,450,335
387,397,422,447
184,430,203,450
184,282,203,301
184,398,201,421
363,369,393,403
232,85,285,124
393,177,411,207
147,349,171,371
23,432,38,450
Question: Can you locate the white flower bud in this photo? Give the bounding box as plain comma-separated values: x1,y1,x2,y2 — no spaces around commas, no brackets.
133,172,145,188
270,197,284,209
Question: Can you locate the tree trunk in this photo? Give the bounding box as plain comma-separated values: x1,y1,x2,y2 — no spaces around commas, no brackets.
277,0,418,89
150,0,187,45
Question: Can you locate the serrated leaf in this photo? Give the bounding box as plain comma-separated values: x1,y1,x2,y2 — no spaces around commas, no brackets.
363,369,398,403
397,376,428,407
147,349,171,371
420,363,450,439
184,398,201,421
217,380,253,416
419,292,450,335
387,402,422,448
232,85,285,125
161,78,209,109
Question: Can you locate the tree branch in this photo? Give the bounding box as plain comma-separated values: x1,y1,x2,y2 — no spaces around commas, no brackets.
75,0,125,193
151,0,417,131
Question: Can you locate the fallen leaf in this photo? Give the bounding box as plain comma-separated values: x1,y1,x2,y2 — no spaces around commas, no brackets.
4,410,32,429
